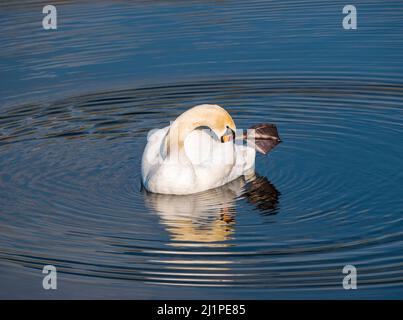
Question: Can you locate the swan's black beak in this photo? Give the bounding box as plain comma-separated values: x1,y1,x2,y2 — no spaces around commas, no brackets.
246,123,282,154
220,127,235,143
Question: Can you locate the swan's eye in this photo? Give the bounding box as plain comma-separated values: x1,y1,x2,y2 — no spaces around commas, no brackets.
221,126,235,143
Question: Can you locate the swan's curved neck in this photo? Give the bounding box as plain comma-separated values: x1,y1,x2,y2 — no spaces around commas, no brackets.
165,115,204,158
165,105,235,159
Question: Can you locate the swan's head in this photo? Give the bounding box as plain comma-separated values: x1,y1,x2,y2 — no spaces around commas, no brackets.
180,104,236,143
167,104,237,155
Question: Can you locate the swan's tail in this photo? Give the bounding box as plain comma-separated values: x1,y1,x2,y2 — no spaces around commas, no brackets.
244,123,282,155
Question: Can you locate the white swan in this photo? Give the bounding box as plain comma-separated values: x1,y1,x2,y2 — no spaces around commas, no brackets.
141,104,280,195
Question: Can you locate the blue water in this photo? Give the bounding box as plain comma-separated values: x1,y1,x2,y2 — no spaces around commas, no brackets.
0,0,402,299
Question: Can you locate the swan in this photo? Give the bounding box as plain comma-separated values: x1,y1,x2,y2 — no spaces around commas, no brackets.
141,104,280,195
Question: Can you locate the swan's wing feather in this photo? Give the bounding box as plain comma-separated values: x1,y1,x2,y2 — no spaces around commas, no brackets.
141,126,170,183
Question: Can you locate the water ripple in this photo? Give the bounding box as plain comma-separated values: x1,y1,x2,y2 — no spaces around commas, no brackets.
1,76,403,295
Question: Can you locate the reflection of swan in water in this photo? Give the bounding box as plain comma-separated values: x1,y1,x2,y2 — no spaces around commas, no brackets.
143,173,279,245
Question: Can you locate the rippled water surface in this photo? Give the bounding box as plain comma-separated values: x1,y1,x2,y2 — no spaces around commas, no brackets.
1,1,403,298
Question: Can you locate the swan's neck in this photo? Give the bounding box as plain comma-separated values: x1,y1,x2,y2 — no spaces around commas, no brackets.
165,118,201,160
165,104,235,160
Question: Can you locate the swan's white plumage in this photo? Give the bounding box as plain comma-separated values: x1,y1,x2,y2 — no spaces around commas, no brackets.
141,105,256,195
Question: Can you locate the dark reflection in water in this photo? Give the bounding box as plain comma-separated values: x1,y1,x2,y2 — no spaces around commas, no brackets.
1,0,403,299
243,176,280,214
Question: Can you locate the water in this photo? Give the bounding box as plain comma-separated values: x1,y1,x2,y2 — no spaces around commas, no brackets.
0,1,402,299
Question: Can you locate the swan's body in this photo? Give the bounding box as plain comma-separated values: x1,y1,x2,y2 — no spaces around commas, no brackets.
141,104,280,195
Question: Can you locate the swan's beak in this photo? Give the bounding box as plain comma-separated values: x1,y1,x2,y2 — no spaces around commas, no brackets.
220,127,235,143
